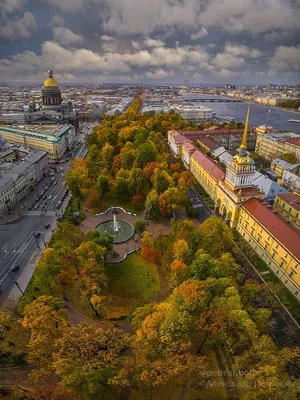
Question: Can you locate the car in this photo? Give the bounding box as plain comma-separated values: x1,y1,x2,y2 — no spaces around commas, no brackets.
45,223,50,229
48,195,52,200
11,265,20,272
34,204,39,209
54,181,57,185
45,185,49,190
34,232,40,238
43,195,47,200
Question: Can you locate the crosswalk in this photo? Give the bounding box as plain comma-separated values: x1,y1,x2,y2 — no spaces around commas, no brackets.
17,242,30,253
25,210,56,217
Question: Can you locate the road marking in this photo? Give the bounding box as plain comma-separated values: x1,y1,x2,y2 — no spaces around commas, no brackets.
2,243,8,251
25,210,56,216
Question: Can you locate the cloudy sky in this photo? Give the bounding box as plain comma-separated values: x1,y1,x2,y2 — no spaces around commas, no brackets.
0,0,299,84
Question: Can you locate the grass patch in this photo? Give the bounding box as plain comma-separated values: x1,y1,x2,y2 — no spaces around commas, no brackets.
192,178,214,209
102,252,159,319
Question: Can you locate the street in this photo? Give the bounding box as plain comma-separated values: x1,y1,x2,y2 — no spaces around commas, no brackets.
0,122,94,303
188,185,212,222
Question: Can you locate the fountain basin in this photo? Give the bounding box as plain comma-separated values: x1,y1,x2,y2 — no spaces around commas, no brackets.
95,219,134,244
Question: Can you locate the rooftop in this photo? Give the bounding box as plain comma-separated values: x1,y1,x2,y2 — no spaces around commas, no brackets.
197,137,218,150
272,158,300,170
0,124,73,143
191,149,225,181
242,198,300,260
276,193,300,212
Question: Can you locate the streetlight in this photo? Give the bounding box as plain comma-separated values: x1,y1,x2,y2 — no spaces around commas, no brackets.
8,272,24,295
34,233,40,249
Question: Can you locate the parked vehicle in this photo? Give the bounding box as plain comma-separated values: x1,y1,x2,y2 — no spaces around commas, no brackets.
11,265,20,272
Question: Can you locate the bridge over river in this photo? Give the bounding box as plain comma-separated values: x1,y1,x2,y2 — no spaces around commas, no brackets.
184,98,242,102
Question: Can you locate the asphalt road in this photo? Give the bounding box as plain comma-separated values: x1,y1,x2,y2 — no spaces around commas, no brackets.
188,186,212,222
0,122,93,302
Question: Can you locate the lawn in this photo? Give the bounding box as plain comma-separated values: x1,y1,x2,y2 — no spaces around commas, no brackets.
86,189,144,216
102,252,159,319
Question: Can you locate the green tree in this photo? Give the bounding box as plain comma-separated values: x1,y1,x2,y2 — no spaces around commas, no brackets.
96,175,110,206
134,219,146,234
282,152,297,164
198,216,233,256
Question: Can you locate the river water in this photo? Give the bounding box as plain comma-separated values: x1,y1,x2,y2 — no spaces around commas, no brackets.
181,93,300,133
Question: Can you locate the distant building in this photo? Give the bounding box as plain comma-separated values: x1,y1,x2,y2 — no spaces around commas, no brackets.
0,113,25,124
255,132,300,162
170,105,212,121
274,192,300,231
0,124,75,160
169,128,256,151
24,70,79,130
270,158,300,178
0,150,48,216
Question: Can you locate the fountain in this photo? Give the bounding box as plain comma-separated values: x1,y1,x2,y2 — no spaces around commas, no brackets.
96,210,134,244
113,214,119,233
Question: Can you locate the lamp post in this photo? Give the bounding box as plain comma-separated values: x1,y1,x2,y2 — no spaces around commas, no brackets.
34,233,40,249
8,272,24,295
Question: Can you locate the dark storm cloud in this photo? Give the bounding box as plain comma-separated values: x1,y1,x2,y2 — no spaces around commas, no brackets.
0,0,299,83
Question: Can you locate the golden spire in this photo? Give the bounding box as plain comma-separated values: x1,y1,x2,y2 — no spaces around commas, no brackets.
240,104,250,150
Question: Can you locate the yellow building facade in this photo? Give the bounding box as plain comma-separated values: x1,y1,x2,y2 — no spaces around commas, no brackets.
273,192,300,231
237,198,300,299
168,105,300,301
255,133,300,162
0,124,74,159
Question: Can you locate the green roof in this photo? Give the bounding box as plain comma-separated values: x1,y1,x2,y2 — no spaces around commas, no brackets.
0,125,72,143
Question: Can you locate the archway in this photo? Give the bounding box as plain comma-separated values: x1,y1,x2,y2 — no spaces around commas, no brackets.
215,198,221,215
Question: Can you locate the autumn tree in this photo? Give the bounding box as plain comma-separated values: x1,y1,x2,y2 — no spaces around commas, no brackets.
282,152,297,164
141,231,158,262
198,216,233,256
21,296,69,379
53,325,132,397
64,158,89,199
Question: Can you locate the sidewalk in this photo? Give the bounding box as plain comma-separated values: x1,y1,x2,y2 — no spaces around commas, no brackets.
4,194,72,301
0,176,52,225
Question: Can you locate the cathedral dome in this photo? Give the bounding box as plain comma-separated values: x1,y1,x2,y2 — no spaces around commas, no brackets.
43,69,59,87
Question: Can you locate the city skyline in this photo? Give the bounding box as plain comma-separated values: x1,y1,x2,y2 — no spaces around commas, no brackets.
0,0,300,84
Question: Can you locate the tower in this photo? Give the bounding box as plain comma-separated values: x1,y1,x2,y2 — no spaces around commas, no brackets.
42,69,62,109
225,105,256,191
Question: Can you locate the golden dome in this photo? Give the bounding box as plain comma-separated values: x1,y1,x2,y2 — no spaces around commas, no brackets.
43,77,59,87
43,69,59,87
233,153,251,165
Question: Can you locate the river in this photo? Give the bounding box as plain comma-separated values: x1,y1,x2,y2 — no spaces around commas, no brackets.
181,93,300,133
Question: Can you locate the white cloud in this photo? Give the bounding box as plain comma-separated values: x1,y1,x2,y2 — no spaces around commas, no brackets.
143,37,166,47
0,11,36,40
190,27,208,40
213,53,246,70
264,30,292,42
145,69,174,79
50,15,65,27
53,27,84,45
268,45,300,71
198,0,300,34
100,35,116,41
0,0,27,15
224,43,263,58
214,68,250,78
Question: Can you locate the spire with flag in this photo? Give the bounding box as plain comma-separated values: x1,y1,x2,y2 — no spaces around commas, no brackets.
240,104,250,151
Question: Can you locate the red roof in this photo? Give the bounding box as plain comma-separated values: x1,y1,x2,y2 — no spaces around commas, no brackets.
198,137,218,149
242,198,300,260
180,128,255,136
277,193,300,212
233,186,261,197
191,150,225,181
182,141,197,153
284,138,300,147
174,134,188,144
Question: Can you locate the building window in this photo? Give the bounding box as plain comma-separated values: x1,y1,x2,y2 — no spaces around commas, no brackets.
280,261,285,268
267,235,270,241
276,244,278,249
285,253,288,258
289,271,294,278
